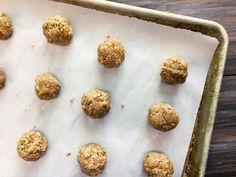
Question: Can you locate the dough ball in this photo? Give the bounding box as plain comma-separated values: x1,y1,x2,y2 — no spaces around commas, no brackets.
43,15,73,45
148,103,179,131
81,88,110,118
0,69,6,89
160,57,188,84
0,11,13,39
144,152,174,177
98,37,125,68
77,144,107,176
17,131,48,161
35,73,61,100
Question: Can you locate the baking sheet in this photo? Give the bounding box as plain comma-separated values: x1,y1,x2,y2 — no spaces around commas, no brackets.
0,0,219,176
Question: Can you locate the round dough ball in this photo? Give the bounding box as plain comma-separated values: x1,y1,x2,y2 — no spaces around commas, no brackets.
0,69,6,89
17,131,48,161
35,73,61,100
144,152,174,177
0,11,13,39
81,89,110,118
43,15,73,45
148,103,179,131
77,144,107,176
98,37,125,68
160,57,188,85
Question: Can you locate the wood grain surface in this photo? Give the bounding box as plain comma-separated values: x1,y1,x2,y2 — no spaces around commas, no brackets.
110,0,236,176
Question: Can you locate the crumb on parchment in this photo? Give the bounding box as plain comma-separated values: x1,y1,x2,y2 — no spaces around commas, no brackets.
66,152,71,157
70,97,75,104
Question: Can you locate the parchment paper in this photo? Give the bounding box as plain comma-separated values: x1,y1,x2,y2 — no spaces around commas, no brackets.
0,0,218,176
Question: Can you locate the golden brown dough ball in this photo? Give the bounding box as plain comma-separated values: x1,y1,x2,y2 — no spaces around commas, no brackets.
17,131,48,161
0,69,6,89
148,103,179,131
35,73,61,100
43,15,73,45
81,88,111,118
0,11,13,40
160,57,188,85
144,152,174,177
98,37,125,68
77,144,107,176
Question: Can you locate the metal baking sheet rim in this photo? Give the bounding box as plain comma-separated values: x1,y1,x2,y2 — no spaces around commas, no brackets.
50,0,229,176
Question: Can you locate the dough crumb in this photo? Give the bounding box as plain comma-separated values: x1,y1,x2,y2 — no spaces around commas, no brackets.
81,89,110,118
43,15,73,45
0,69,6,89
148,103,179,131
160,57,188,85
144,152,174,177
77,144,107,176
17,131,47,161
70,97,75,104
98,37,125,68
66,152,71,157
0,11,13,40
35,73,61,100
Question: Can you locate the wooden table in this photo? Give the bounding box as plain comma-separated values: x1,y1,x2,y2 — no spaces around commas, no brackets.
111,0,236,176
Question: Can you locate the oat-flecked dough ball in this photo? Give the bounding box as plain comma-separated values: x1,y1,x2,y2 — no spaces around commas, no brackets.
35,73,61,100
144,152,174,177
77,144,107,176
17,131,48,161
81,89,110,118
0,69,6,89
0,11,13,40
160,57,188,85
43,15,73,45
98,37,125,68
148,103,179,131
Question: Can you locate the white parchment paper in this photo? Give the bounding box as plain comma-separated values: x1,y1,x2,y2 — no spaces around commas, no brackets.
0,0,218,176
